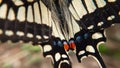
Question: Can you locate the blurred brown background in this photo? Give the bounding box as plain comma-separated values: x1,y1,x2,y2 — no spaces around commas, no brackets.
0,24,120,68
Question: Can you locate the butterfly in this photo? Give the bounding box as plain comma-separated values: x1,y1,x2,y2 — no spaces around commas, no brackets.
0,0,120,68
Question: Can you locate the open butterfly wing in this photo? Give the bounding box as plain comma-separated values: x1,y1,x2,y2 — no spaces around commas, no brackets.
69,0,120,68
0,0,120,68
0,0,70,68
0,0,52,44
69,0,120,31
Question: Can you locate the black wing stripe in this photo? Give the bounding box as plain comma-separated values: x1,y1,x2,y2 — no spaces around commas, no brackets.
0,19,52,44
0,0,52,44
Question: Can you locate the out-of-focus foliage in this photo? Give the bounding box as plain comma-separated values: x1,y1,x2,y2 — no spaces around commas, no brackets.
99,43,120,60
21,44,41,52
99,44,109,54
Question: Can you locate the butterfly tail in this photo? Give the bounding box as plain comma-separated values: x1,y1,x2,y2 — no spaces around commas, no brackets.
41,39,72,68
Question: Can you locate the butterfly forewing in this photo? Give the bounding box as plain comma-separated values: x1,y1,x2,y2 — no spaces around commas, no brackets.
69,0,120,30
0,0,52,44
69,0,120,68
0,0,71,68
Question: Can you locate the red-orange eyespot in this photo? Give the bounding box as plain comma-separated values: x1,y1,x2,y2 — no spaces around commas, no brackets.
63,43,69,51
70,41,76,50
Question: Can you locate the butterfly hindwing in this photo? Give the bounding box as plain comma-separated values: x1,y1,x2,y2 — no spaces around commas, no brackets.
0,1,72,68
74,29,106,68
41,38,71,68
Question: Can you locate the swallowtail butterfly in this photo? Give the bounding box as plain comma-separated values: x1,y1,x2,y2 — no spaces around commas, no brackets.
0,0,120,68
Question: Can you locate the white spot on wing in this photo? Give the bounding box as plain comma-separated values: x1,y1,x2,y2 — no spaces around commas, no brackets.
16,31,24,36
107,15,115,21
62,54,67,58
27,0,34,2
85,0,96,13
95,0,106,8
108,0,116,2
17,6,26,22
36,35,41,39
12,0,24,6
34,2,41,24
92,32,103,39
19,40,24,43
78,50,85,55
0,4,7,19
26,33,33,38
97,22,103,26
111,24,115,26
27,5,33,22
55,52,61,62
72,0,87,18
43,35,49,39
87,25,94,29
5,30,14,36
43,45,52,52
7,8,15,21
86,45,95,53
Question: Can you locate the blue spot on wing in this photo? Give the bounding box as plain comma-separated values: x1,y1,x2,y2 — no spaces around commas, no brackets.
76,36,82,42
84,33,89,39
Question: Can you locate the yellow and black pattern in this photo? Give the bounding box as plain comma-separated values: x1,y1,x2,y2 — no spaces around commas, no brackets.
0,0,120,68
